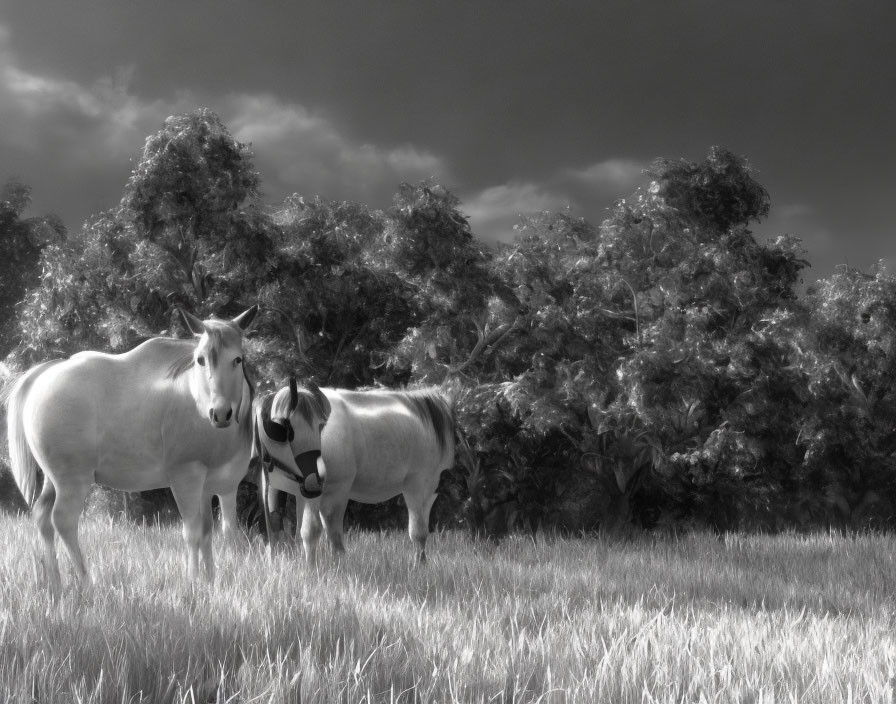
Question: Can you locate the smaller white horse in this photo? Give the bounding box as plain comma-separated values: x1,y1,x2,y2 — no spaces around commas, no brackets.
252,379,455,564
3,306,257,589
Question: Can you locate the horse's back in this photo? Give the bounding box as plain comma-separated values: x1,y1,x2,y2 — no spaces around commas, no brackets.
322,388,454,501
31,338,192,397
69,337,193,381
25,339,191,439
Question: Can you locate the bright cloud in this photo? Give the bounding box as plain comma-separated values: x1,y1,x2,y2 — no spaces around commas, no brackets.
463,182,570,243
0,25,449,227
380,144,443,176
4,65,102,117
0,21,645,243
0,24,168,159
0,27,189,222
776,202,814,220
463,159,649,243
566,158,645,192
221,93,448,207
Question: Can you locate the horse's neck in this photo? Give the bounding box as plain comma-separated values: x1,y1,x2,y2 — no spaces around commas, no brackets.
158,375,252,459
158,366,205,424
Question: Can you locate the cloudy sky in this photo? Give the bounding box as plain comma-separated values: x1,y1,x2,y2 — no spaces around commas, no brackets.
1,1,893,282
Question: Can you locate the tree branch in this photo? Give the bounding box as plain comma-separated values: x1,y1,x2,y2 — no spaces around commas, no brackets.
618,277,642,347
265,306,311,369
445,316,520,376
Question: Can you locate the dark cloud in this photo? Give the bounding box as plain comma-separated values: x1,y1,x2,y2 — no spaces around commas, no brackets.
0,1,893,279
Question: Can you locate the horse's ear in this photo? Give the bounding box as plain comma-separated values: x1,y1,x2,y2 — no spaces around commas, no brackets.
288,376,299,413
232,305,259,332
307,379,331,418
178,308,206,337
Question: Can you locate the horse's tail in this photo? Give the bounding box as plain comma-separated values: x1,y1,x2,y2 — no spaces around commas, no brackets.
2,361,59,506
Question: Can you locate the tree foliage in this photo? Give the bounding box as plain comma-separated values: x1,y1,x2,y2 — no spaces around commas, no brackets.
385,181,510,383
445,149,813,535
0,181,64,358
11,110,268,366
589,148,810,529
786,267,896,527
256,194,417,388
4,113,893,535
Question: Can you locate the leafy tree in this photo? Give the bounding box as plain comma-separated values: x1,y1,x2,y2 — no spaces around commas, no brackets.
0,181,65,358
257,195,418,389
452,148,813,535
386,182,511,383
784,266,896,527
594,147,809,529
651,146,771,234
12,110,267,366
121,109,261,308
464,211,627,532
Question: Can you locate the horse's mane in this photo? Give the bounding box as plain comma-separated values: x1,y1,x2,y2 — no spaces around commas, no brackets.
166,344,196,380
400,388,455,453
271,385,331,427
347,386,455,452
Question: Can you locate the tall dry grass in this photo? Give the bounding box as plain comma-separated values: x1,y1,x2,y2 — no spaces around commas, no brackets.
1,513,895,703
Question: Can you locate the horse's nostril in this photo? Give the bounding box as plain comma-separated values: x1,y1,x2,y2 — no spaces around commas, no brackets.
226,408,233,421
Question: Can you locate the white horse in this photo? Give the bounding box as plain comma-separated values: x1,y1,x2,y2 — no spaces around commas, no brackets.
251,379,455,564
3,306,257,588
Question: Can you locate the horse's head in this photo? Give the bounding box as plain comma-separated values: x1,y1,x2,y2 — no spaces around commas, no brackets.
180,305,258,428
255,377,331,496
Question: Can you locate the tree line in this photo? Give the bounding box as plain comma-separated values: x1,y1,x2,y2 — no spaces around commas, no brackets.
2,108,894,536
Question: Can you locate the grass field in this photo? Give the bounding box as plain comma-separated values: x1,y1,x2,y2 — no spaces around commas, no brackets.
1,513,896,703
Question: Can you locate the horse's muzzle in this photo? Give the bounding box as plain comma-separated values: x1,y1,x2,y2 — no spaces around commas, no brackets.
209,407,234,428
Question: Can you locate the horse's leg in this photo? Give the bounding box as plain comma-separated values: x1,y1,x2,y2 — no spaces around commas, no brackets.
217,448,251,543
319,493,348,557
300,498,322,565
265,485,285,542
169,464,210,582
216,489,239,541
32,478,61,591
199,495,215,582
404,490,438,564
51,476,93,584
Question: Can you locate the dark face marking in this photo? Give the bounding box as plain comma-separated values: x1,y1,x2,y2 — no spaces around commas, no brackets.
259,393,294,444
257,394,324,498
264,416,295,444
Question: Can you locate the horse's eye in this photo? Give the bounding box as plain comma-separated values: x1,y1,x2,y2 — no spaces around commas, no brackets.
197,356,206,367
234,357,242,367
